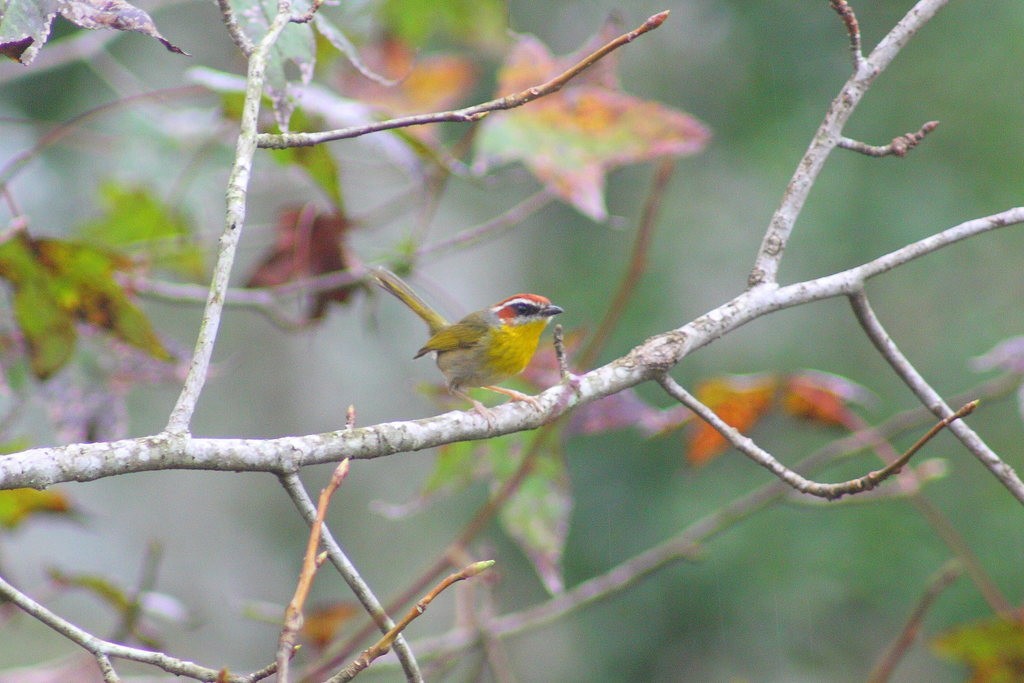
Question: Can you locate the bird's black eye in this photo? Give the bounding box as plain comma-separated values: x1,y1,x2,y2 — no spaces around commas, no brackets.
512,302,539,316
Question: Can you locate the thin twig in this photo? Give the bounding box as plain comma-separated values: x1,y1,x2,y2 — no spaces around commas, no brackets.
256,11,671,149
277,459,350,683
331,561,495,682
0,572,276,682
278,473,424,682
417,189,556,258
867,561,962,683
838,121,940,157
837,411,1013,616
127,275,315,330
112,541,164,644
290,0,324,24
658,374,976,500
215,0,254,55
849,289,1024,504
829,0,863,66
553,325,570,381
400,382,1010,666
402,458,791,663
306,428,558,679
578,159,676,370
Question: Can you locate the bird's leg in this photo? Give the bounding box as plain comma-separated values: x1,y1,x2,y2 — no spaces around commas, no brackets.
451,388,496,423
483,385,541,409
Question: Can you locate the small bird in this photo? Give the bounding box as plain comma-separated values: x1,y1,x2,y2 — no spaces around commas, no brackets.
372,267,563,416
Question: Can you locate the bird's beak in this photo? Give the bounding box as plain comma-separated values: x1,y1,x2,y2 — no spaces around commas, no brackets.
543,304,564,317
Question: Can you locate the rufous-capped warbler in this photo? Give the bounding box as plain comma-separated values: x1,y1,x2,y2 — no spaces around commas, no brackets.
372,267,563,415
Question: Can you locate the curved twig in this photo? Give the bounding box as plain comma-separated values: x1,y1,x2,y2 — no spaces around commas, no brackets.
657,375,976,500
838,121,940,157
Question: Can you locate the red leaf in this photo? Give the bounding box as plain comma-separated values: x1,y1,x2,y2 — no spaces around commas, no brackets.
246,208,354,320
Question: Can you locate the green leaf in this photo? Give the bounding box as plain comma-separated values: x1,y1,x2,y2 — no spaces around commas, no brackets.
423,439,481,495
48,568,131,611
934,616,1024,681
380,0,507,50
12,278,76,378
423,431,520,496
496,447,572,595
475,32,710,221
0,233,170,379
79,182,204,279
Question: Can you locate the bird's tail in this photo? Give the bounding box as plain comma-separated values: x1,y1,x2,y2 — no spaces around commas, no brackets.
372,267,449,335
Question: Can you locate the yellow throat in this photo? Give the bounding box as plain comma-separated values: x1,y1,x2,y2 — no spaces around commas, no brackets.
484,319,550,379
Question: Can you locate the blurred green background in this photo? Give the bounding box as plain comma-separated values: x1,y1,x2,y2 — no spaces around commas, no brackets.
2,1,1023,681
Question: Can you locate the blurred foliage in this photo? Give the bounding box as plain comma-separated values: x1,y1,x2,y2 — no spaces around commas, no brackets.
0,232,171,378
934,616,1024,683
1,2,1023,682
0,487,71,529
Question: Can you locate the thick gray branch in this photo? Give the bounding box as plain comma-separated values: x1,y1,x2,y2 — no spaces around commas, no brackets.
2,207,1021,491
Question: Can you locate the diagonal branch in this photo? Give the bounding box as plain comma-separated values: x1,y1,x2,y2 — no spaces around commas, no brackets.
276,459,350,683
849,289,1024,503
277,473,423,682
0,572,276,682
164,7,295,435
255,11,671,150
867,560,963,683
749,0,951,287
274,473,421,679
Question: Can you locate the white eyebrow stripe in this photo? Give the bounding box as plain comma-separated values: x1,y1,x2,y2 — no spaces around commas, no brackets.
500,297,544,308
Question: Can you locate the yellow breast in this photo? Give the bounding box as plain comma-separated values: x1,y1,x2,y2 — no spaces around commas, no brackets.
484,319,549,380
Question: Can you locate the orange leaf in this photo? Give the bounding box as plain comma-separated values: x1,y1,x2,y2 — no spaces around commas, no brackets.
337,38,477,116
301,602,358,650
781,371,874,428
686,375,777,466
